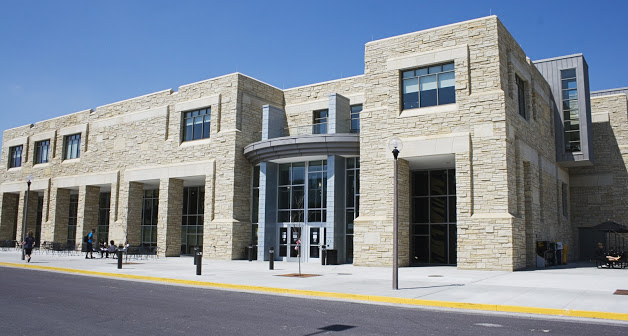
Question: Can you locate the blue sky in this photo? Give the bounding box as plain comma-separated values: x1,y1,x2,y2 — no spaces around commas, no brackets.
1,0,627,145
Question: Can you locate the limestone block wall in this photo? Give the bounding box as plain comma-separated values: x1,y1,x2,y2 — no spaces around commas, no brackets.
569,94,628,258
0,193,18,240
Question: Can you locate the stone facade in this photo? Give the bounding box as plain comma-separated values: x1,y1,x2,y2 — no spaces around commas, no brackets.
0,16,625,271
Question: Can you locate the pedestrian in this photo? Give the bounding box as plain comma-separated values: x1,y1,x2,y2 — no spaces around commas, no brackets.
23,230,35,263
85,229,95,259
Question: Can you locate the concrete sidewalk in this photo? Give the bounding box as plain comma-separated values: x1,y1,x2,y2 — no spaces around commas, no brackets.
1,250,627,322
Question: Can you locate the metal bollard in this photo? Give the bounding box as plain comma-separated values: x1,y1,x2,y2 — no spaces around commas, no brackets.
117,250,123,269
248,245,253,262
269,247,274,270
321,245,327,265
194,246,199,265
196,252,202,275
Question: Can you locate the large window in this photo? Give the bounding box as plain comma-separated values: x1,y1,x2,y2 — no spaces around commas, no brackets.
346,157,360,263
8,145,23,168
67,194,78,246
561,69,581,152
411,169,457,265
278,162,305,222
312,109,328,134
34,140,50,164
307,160,327,222
402,62,455,109
350,105,361,134
141,190,159,246
515,74,527,119
63,134,81,160
98,192,111,243
183,108,211,142
181,186,204,254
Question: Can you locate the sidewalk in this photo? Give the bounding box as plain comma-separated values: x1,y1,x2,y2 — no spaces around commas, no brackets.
1,250,627,322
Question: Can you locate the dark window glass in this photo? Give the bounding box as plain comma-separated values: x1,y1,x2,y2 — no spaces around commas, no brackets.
181,186,204,254
448,224,457,264
516,75,526,118
561,69,580,152
413,171,429,196
64,134,81,160
412,236,429,263
430,224,447,263
430,170,447,196
182,108,211,142
141,189,159,246
350,104,362,133
9,145,23,168
313,109,328,134
34,140,50,164
430,197,447,223
413,198,429,223
402,62,455,110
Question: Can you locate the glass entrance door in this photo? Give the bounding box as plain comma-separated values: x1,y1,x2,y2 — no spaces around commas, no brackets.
309,227,324,259
279,226,302,260
278,226,325,262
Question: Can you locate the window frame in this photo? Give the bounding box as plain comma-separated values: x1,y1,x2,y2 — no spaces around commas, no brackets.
182,108,211,142
560,68,581,153
515,74,527,119
34,139,51,165
401,62,456,110
8,145,23,168
63,133,81,160
312,109,328,135
350,104,362,134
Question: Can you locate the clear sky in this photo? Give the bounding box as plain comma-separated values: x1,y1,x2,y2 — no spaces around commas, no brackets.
1,0,627,145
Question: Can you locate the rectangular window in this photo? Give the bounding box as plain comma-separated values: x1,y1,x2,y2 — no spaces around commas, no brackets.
98,192,111,243
346,157,360,263
251,165,260,255
561,69,581,152
141,189,159,246
312,109,328,134
562,183,568,217
278,161,326,223
181,186,204,254
8,145,23,168
67,194,78,246
183,108,211,142
34,140,50,164
515,75,527,119
350,105,362,134
63,134,81,160
402,62,455,110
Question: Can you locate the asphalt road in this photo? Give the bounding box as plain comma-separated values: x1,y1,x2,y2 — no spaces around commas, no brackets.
1,267,626,336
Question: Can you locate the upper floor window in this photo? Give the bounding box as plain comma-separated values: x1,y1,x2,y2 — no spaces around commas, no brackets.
34,139,50,164
350,105,362,134
313,109,328,134
515,74,527,119
561,69,581,152
9,145,23,168
183,108,211,142
63,133,81,160
402,62,455,110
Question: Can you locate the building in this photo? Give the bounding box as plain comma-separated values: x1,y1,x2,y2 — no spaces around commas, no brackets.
1,16,627,271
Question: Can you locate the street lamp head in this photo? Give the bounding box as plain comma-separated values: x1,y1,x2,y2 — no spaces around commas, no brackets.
26,175,33,183
388,137,403,152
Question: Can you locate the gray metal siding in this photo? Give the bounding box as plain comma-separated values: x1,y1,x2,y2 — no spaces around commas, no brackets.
591,88,628,97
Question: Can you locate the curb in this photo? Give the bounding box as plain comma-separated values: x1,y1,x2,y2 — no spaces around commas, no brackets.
2,261,626,322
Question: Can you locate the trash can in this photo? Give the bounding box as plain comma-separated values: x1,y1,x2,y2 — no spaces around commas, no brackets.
326,249,338,265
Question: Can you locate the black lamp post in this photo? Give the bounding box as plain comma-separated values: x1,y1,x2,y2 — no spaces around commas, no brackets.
21,174,33,261
388,138,402,290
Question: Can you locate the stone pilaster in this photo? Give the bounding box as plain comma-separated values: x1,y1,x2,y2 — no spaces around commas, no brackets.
16,189,39,241
157,178,183,257
258,162,277,261
0,193,19,241
125,181,144,246
51,188,71,243
202,172,215,257
77,185,100,249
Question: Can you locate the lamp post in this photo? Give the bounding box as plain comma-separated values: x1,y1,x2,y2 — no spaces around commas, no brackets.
21,175,33,261
388,138,402,290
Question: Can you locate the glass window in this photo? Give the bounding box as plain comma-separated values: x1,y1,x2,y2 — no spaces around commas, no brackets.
98,192,111,243
182,108,211,142
313,109,328,134
350,105,362,134
8,145,23,168
64,133,81,160
181,186,204,254
141,189,159,246
67,194,78,246
34,140,50,164
345,157,360,263
277,160,327,223
515,75,526,119
561,69,581,152
402,62,455,110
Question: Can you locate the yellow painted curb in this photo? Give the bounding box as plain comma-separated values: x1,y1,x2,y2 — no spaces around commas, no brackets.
2,262,626,322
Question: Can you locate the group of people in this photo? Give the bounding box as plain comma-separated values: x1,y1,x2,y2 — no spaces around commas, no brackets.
594,242,623,267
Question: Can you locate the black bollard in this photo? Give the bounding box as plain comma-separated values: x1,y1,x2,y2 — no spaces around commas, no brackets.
321,245,327,265
269,247,274,270
117,250,123,269
193,246,199,265
248,245,253,262
196,252,202,275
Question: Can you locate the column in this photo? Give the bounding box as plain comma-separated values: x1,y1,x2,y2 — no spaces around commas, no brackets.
258,162,278,260
262,105,286,140
157,178,183,257
328,94,351,134
77,185,100,250
0,193,19,241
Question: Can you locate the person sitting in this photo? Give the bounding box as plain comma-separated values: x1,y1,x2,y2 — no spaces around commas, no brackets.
106,240,117,258
99,240,108,258
595,242,621,267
